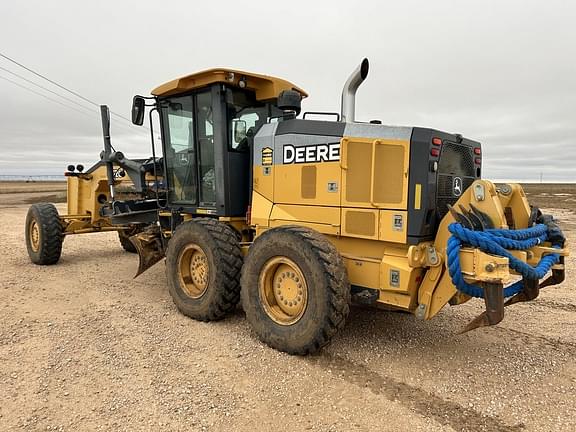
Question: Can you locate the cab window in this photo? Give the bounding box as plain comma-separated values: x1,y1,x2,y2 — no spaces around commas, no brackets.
163,96,197,204
196,91,216,205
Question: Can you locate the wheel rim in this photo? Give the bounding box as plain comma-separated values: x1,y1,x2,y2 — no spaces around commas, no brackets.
29,220,40,252
178,244,209,298
259,257,308,325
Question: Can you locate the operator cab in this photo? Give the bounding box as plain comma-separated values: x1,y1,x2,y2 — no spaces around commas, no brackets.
133,69,306,218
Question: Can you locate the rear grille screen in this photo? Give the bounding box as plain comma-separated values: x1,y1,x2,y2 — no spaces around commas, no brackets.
436,142,476,219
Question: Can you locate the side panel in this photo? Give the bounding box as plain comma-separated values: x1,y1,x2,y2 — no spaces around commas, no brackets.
251,121,422,309
340,137,410,210
274,136,342,207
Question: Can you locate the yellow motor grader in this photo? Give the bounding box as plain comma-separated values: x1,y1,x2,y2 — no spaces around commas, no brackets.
25,106,162,265
27,59,568,354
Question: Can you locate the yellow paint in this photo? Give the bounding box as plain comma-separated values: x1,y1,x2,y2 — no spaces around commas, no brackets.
59,163,157,236
341,208,379,239
378,210,407,244
377,291,413,310
274,162,341,207
269,220,340,236
253,164,274,202
270,204,340,226
340,137,410,209
66,165,111,225
250,191,273,227
152,68,308,101
342,256,380,289
259,257,309,325
414,184,422,210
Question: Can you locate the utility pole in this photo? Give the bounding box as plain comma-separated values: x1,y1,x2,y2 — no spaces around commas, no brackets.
540,172,543,183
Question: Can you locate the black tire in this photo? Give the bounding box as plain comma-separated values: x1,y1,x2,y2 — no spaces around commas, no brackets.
118,226,142,253
25,203,63,265
166,218,243,321
241,225,350,355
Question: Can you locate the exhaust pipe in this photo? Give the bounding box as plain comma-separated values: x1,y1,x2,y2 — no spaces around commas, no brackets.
341,58,369,123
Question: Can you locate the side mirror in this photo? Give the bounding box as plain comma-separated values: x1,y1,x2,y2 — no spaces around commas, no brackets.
131,96,146,125
233,119,247,144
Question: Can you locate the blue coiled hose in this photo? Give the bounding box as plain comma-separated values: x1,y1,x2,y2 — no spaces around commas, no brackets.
446,223,561,298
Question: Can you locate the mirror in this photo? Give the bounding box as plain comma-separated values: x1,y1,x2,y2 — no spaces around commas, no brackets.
131,96,146,125
233,119,247,144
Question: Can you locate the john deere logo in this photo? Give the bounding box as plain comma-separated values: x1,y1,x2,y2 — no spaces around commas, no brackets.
283,143,340,164
262,147,273,166
453,176,463,197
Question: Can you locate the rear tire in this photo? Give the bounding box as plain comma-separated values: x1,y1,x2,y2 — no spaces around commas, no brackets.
241,225,350,355
25,203,63,265
166,218,243,321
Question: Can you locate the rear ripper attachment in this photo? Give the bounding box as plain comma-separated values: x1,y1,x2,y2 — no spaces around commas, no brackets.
433,181,568,332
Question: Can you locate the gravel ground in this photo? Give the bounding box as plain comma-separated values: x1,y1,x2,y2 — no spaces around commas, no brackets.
0,198,575,431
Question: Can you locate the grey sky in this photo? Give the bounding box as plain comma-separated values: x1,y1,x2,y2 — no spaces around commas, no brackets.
1,0,575,181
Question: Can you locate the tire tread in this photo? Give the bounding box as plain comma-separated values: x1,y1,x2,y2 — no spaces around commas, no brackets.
26,203,63,265
167,218,243,321
241,225,350,355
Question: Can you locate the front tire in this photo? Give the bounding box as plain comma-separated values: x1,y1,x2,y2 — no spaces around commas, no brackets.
25,203,63,265
166,218,243,321
241,226,350,355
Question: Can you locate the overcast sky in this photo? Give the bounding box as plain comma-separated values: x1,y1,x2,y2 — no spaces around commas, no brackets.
1,0,575,181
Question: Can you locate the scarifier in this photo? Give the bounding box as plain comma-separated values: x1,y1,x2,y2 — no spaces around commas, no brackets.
27,58,569,354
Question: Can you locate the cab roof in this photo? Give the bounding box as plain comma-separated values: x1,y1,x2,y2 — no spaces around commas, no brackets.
151,68,308,101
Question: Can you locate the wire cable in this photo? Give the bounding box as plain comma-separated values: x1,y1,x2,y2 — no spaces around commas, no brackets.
0,73,149,139
0,65,97,115
0,52,150,131
0,74,98,120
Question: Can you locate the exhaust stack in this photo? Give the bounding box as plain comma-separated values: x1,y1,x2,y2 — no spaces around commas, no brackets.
340,58,369,123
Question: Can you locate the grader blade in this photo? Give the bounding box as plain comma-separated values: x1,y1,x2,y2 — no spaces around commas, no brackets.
130,228,164,278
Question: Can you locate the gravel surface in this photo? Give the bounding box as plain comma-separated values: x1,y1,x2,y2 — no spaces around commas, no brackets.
0,199,574,432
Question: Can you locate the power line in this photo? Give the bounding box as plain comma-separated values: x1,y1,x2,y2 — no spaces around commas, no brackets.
0,73,149,138
0,64,97,115
0,74,99,120
0,52,149,131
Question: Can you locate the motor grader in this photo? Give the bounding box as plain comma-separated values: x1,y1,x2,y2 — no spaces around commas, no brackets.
25,106,162,265
27,58,568,354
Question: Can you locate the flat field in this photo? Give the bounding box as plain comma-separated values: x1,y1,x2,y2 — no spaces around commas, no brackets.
0,182,574,431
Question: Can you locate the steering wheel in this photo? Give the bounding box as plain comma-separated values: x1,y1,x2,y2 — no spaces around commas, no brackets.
176,150,192,167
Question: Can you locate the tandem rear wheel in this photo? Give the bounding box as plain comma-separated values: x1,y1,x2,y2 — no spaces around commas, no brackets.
25,203,63,265
241,226,350,355
166,221,350,355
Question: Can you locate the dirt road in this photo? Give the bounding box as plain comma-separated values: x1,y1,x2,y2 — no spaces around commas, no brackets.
1,191,575,431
